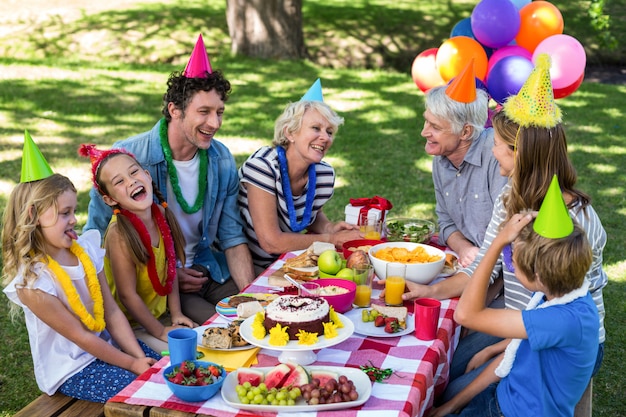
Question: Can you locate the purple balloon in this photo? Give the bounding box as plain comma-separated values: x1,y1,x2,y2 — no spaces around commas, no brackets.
487,45,533,80
471,0,521,48
487,56,534,104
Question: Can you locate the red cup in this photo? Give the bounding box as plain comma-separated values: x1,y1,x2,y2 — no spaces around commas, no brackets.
414,298,441,340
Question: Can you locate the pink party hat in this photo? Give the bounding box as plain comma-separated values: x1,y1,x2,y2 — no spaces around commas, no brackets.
445,59,477,103
183,34,213,78
78,144,135,194
301,78,324,102
21,130,54,183
533,175,574,239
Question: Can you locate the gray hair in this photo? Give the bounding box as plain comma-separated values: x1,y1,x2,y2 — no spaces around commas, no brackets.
424,86,489,141
273,101,345,147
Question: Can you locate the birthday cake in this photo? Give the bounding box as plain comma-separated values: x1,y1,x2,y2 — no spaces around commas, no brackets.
263,295,330,340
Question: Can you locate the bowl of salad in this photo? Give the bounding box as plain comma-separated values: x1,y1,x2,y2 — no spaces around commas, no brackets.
383,218,436,244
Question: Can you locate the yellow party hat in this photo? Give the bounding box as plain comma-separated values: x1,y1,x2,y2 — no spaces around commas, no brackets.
445,59,477,103
533,175,574,239
503,53,562,128
21,130,54,183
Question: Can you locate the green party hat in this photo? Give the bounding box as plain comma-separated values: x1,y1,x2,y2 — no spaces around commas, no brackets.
21,130,54,183
300,78,324,102
533,175,574,238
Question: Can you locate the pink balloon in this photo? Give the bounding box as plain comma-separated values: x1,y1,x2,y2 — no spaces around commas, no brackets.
487,45,533,81
533,34,586,90
411,48,446,93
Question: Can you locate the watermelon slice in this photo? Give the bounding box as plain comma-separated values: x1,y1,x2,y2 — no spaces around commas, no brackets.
280,364,310,388
237,368,265,387
264,363,292,389
310,369,339,387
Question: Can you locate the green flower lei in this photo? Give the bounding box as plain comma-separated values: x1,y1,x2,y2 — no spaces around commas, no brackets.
159,118,208,214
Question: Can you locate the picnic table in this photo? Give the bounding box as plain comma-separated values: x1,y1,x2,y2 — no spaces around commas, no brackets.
104,251,460,417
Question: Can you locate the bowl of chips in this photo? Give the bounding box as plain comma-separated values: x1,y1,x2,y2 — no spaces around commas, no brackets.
368,242,445,284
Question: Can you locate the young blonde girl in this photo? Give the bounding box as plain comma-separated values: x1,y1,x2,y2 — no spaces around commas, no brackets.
2,174,158,402
79,144,195,353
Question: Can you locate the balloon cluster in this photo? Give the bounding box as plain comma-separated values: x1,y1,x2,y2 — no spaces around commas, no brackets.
410,0,586,102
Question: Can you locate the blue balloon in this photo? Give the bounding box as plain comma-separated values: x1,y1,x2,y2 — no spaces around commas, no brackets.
487,56,534,104
510,0,531,10
451,18,474,38
471,0,521,48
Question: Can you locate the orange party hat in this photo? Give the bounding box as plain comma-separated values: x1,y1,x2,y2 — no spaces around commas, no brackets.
183,34,213,78
445,59,477,103
503,53,562,128
21,130,54,183
533,175,574,239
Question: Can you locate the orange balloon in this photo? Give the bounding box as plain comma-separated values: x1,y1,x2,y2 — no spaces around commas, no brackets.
411,48,446,93
515,1,564,53
435,36,488,82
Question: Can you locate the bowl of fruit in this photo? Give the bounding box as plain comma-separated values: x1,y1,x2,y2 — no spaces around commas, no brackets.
384,218,436,244
163,360,226,402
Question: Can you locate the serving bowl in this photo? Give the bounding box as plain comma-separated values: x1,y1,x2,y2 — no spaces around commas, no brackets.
384,218,436,243
368,242,445,285
310,278,356,313
163,360,226,402
342,239,384,259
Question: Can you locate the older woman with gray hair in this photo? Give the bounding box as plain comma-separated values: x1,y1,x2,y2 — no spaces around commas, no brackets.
422,81,507,268
238,97,361,273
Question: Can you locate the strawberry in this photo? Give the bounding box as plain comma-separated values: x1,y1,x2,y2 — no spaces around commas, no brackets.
374,315,385,327
208,365,222,377
168,372,185,385
179,360,195,377
384,317,397,325
194,366,208,379
384,318,400,333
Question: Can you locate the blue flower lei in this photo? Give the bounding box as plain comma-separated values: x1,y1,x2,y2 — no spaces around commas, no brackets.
276,146,317,233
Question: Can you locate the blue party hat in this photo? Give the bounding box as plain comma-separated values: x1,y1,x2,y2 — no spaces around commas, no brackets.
300,78,324,102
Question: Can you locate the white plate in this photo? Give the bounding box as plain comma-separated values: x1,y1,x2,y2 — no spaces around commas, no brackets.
239,313,354,351
215,293,277,321
221,365,372,412
344,308,414,338
193,324,255,351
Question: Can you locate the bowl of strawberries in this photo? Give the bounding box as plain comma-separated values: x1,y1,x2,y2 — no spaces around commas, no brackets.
163,360,226,402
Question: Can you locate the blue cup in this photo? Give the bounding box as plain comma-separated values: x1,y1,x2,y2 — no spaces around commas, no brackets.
167,328,197,365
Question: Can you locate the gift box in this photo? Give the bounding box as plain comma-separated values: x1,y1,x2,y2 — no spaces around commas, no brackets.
345,196,393,225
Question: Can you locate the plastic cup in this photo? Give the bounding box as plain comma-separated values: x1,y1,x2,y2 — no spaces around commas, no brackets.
352,264,374,308
299,282,320,297
414,298,441,340
385,263,406,306
359,212,382,240
167,328,197,365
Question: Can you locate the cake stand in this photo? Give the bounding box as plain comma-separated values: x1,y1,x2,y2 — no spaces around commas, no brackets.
239,313,355,365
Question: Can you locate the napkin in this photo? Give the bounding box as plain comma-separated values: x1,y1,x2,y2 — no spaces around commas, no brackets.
197,346,260,371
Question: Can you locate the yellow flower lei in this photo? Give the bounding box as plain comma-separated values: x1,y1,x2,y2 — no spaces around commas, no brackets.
47,241,106,332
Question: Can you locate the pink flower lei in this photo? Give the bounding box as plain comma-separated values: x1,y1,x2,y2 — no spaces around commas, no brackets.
116,203,177,296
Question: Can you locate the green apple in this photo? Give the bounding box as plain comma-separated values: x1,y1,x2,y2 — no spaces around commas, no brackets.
317,250,342,275
335,268,355,281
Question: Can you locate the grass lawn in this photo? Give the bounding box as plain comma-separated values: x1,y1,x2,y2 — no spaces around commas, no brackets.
0,1,625,416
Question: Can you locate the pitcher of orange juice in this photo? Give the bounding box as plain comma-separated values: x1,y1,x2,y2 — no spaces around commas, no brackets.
359,213,382,240
385,263,406,306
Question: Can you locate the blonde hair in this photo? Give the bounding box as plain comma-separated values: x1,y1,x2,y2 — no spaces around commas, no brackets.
273,101,344,147
514,221,592,297
1,174,77,317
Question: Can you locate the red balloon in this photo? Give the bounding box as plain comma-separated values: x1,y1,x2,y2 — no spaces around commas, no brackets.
411,48,446,93
553,71,584,99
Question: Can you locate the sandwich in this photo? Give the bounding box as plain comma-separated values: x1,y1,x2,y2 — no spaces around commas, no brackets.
283,241,336,277
371,304,408,329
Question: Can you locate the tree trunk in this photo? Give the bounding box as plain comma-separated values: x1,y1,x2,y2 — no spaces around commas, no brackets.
226,0,306,59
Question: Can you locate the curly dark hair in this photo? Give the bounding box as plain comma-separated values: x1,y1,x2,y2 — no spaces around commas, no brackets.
161,70,232,121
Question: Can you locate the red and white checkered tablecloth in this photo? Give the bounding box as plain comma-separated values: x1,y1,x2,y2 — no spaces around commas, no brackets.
109,253,460,417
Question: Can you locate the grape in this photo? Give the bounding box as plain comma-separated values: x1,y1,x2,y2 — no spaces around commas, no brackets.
242,381,252,389
303,374,359,405
235,383,303,406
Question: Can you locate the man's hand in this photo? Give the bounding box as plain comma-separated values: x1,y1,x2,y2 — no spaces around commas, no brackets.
177,267,209,293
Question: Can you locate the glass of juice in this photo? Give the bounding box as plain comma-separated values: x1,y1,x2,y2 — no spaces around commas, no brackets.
352,264,374,308
359,212,382,240
385,262,406,306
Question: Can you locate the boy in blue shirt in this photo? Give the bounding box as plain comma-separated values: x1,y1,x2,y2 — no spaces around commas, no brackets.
431,176,599,417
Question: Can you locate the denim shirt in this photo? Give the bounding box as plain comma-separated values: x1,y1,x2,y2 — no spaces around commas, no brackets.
84,119,248,283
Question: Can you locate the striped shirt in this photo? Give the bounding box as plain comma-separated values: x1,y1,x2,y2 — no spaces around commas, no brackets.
238,146,335,270
460,183,608,343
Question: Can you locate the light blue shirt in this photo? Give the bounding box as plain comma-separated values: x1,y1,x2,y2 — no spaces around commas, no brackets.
84,119,248,283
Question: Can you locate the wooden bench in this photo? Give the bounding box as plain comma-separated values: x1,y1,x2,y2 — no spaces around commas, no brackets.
14,392,104,417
